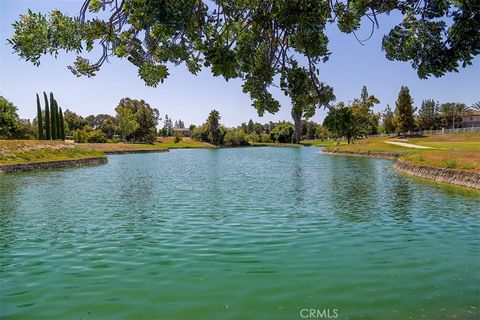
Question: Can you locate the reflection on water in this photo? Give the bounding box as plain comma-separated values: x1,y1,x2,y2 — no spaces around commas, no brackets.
291,148,306,209
0,147,479,320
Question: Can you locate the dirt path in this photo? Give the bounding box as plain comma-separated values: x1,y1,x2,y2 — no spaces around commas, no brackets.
384,141,433,149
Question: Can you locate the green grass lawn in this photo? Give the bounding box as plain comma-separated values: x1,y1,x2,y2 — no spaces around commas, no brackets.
77,137,215,152
155,137,215,149
76,142,169,153
157,141,215,149
0,140,104,165
321,132,480,171
162,138,301,148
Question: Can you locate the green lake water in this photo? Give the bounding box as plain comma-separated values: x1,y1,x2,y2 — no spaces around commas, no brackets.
1,147,479,319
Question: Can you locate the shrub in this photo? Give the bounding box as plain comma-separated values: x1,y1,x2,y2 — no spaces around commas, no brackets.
269,122,294,143
462,163,475,170
135,130,157,143
246,132,260,143
443,158,458,169
224,129,249,146
259,133,271,143
87,130,108,143
72,128,88,143
174,132,183,143
108,137,121,143
192,125,209,142
246,132,271,143
72,126,107,143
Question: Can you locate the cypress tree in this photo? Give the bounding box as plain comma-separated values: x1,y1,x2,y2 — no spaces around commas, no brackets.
360,85,369,104
43,92,51,140
59,107,65,140
52,109,57,139
36,93,44,140
50,92,57,139
56,100,62,138
52,98,57,139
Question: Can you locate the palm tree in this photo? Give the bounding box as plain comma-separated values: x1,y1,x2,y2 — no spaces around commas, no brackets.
469,101,480,112
440,103,468,129
207,110,220,131
440,103,453,128
207,109,221,145
452,103,468,129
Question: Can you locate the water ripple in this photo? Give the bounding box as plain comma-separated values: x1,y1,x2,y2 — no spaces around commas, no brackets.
0,148,479,320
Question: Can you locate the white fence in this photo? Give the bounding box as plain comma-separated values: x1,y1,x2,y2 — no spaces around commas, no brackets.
368,126,480,138
313,126,480,142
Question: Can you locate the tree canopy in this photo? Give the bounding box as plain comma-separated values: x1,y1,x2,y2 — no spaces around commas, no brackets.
115,98,159,142
349,86,380,136
381,105,396,134
0,97,21,139
417,99,439,130
0,96,35,139
322,86,379,143
8,0,479,121
323,104,354,143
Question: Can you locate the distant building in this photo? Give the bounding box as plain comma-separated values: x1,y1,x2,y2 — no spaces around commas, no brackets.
173,128,191,137
461,111,480,128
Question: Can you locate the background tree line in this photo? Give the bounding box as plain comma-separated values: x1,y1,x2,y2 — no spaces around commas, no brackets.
379,89,476,135
66,98,160,143
1,90,478,144
190,110,332,147
323,86,479,143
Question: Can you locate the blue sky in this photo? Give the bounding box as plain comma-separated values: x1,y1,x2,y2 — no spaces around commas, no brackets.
1,0,479,127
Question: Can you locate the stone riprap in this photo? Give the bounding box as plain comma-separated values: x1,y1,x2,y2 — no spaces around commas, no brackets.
103,149,169,155
322,149,400,160
394,159,480,190
0,157,107,174
323,149,479,190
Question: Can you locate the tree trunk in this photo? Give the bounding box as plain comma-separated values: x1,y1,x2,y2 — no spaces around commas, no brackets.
292,110,302,144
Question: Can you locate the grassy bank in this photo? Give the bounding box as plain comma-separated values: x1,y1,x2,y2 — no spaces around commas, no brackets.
0,140,104,165
76,137,214,153
250,142,302,147
300,140,342,147
156,137,215,149
77,137,306,152
4,133,478,173
76,142,169,153
322,132,480,171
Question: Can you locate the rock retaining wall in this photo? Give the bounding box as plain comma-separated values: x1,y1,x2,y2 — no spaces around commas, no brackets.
394,160,480,190
322,149,400,160
322,149,480,190
0,157,108,174
104,149,169,155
